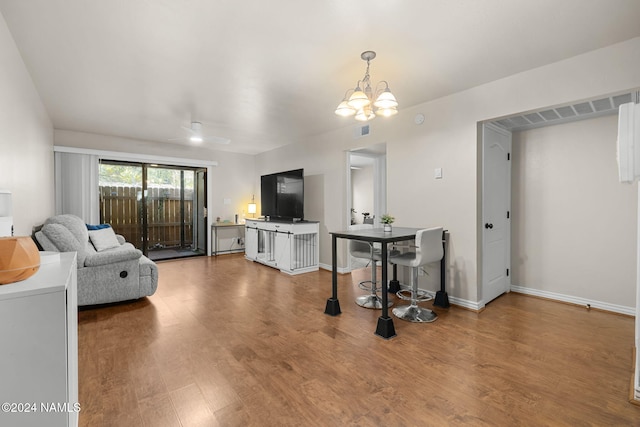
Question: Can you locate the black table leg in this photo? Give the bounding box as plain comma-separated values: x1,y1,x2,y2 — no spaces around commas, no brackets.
325,233,341,316
388,263,400,294
375,241,396,339
434,230,450,308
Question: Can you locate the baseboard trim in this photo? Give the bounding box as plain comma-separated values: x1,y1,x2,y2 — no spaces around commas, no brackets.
510,285,635,316
448,296,484,312
318,263,350,274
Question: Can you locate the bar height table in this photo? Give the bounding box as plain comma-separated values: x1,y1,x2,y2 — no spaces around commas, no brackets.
325,227,424,339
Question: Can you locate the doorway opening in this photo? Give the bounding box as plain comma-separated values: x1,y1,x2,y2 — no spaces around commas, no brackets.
346,143,387,270
98,160,207,261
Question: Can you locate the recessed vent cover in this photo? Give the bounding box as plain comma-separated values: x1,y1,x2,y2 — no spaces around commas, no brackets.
490,90,638,132
354,124,371,138
592,98,612,112
573,102,594,114
539,109,560,120
555,106,576,118
524,113,545,123
612,93,632,108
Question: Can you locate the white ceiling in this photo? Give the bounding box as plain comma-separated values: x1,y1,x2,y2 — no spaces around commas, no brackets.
2,0,640,155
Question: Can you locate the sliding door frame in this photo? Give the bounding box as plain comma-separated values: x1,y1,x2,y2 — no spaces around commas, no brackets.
54,145,217,258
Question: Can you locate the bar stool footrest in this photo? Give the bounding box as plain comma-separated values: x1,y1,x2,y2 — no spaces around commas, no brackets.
396,289,432,302
358,280,375,292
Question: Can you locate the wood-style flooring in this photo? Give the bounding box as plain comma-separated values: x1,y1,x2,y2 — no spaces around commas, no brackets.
77,254,639,426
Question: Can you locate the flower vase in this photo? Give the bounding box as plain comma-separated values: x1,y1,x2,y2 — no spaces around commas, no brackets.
383,224,392,232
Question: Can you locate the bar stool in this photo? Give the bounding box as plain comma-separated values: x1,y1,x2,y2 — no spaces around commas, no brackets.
389,227,443,322
349,225,392,309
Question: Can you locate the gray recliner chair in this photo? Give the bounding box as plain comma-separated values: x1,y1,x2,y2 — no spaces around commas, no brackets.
35,214,158,306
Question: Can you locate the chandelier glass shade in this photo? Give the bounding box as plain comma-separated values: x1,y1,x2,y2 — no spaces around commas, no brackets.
335,51,398,121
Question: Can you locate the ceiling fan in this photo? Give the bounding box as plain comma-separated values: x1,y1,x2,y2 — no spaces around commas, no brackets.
168,121,230,145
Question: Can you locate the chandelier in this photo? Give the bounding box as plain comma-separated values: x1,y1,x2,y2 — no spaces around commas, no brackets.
335,51,398,121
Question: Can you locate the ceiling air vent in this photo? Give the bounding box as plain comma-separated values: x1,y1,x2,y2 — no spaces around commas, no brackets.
488,89,638,132
509,116,530,127
555,106,576,118
592,97,612,112
612,93,632,108
539,109,560,121
524,113,545,123
572,102,594,115
495,119,513,128
354,124,371,138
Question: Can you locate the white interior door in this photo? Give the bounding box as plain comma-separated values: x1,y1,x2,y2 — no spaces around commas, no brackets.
482,123,512,305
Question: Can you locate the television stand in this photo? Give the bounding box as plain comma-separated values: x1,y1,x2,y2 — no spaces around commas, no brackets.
245,219,319,275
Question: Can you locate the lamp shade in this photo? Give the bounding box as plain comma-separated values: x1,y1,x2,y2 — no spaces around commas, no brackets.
0,236,40,285
335,100,356,117
374,89,398,109
347,89,371,110
248,203,257,215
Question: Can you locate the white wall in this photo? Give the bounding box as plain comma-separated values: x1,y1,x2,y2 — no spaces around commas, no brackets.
0,11,54,234
255,37,640,307
511,115,637,311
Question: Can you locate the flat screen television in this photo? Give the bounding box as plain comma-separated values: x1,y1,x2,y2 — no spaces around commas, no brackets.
260,169,304,221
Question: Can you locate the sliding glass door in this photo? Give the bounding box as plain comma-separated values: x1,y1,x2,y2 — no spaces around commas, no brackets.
99,161,207,260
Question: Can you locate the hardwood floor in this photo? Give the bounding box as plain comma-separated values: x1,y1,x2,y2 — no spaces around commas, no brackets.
78,254,639,426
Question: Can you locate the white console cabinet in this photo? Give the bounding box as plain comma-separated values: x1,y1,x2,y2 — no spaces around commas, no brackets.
245,219,319,274
0,252,78,427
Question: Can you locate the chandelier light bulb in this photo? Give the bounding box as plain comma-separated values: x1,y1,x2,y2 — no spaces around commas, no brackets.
355,106,376,122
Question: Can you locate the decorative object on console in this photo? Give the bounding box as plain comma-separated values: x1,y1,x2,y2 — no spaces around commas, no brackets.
381,213,395,232
0,236,40,285
335,51,398,121
248,195,257,218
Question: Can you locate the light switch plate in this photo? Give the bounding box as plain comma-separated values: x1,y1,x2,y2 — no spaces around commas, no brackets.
224,198,231,205
434,168,443,179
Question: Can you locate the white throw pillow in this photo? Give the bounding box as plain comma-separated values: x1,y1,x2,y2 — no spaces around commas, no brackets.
88,227,121,252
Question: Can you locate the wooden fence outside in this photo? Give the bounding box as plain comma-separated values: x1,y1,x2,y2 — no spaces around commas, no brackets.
100,185,194,250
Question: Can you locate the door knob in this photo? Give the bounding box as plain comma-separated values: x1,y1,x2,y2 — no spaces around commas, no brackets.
484,223,493,229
